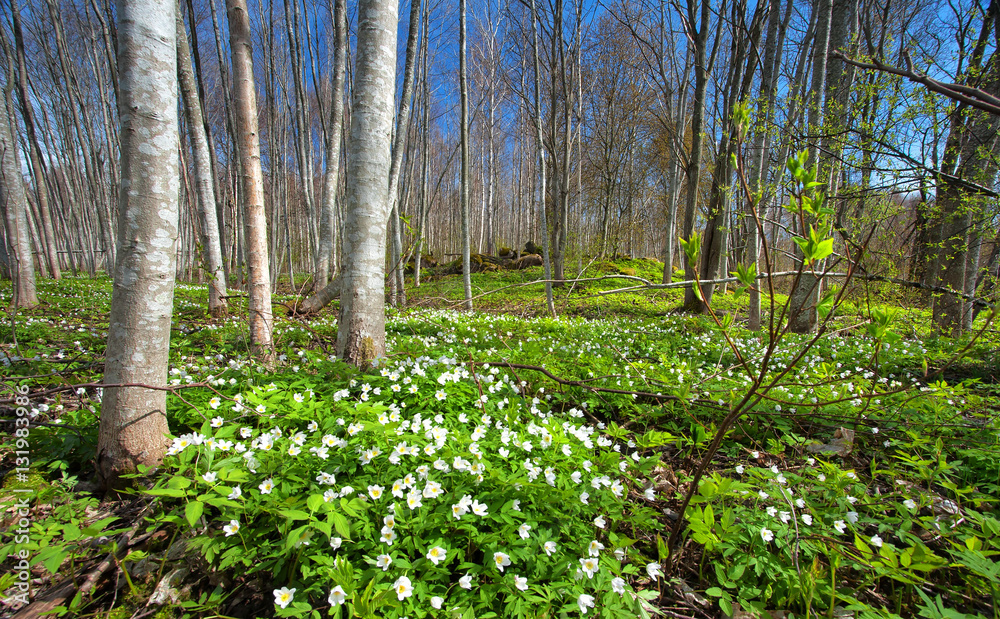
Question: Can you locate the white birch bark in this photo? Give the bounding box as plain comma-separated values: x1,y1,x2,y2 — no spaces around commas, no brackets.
315,0,347,288
460,0,473,310
336,0,397,366
177,11,227,317
11,0,60,281
226,0,274,362
387,0,422,307
0,92,38,307
530,0,555,316
97,0,178,490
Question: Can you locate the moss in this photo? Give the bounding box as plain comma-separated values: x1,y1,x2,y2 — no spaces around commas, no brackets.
100,578,182,619
3,471,47,491
618,267,637,277
359,336,377,369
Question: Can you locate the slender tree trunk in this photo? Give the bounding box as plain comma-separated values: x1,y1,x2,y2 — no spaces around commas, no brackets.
177,11,227,317
531,0,555,316
0,88,38,307
337,0,397,366
97,0,178,491
227,0,274,362
284,0,317,271
315,0,347,289
11,0,59,280
788,0,832,333
387,0,423,307
698,1,760,311
414,2,430,288
681,0,716,311
460,0,473,310
746,0,788,330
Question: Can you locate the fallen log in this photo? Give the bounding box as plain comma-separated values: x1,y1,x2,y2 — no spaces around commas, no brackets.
294,274,341,315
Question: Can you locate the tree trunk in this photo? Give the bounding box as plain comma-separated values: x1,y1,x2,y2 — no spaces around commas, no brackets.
681,0,718,311
227,0,274,363
336,0,397,366
787,0,833,334
315,0,347,289
460,0,473,310
414,2,431,288
11,0,60,281
177,10,227,317
0,88,38,307
97,0,178,491
385,0,422,307
745,0,789,330
298,274,341,314
530,0,555,316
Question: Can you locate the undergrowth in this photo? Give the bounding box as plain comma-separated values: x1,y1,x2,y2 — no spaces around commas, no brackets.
0,272,998,619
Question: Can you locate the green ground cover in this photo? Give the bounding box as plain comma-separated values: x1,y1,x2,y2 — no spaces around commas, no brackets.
1,270,999,619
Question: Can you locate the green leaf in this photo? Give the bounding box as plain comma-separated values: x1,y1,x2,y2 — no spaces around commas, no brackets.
185,501,205,528
313,519,332,538
145,487,187,498
36,546,68,575
307,494,325,513
817,290,837,319
734,262,757,287
813,238,834,262
680,232,700,264
279,509,311,522
168,476,192,490
332,512,351,539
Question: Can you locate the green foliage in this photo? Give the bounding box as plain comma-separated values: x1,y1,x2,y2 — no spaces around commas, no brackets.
148,362,654,618
2,276,1000,618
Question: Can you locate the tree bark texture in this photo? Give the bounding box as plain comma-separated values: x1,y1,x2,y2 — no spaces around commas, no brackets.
97,0,178,491
11,0,60,280
336,0,397,366
0,90,38,307
460,0,473,310
226,0,274,362
315,0,348,289
177,11,227,317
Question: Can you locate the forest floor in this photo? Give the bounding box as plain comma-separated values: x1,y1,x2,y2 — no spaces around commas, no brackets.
1,259,999,619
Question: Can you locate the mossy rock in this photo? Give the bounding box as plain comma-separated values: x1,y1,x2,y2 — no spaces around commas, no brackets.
618,267,637,277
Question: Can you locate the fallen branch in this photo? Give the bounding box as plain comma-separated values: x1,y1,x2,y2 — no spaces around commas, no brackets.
11,516,157,619
484,361,683,403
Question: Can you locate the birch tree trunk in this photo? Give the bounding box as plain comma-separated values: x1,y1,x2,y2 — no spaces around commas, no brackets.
413,2,431,288
386,0,423,308
315,0,347,288
177,11,227,317
460,0,473,310
227,0,274,363
337,0,397,366
787,0,832,333
531,0,555,316
0,90,38,307
97,0,177,490
11,0,60,280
